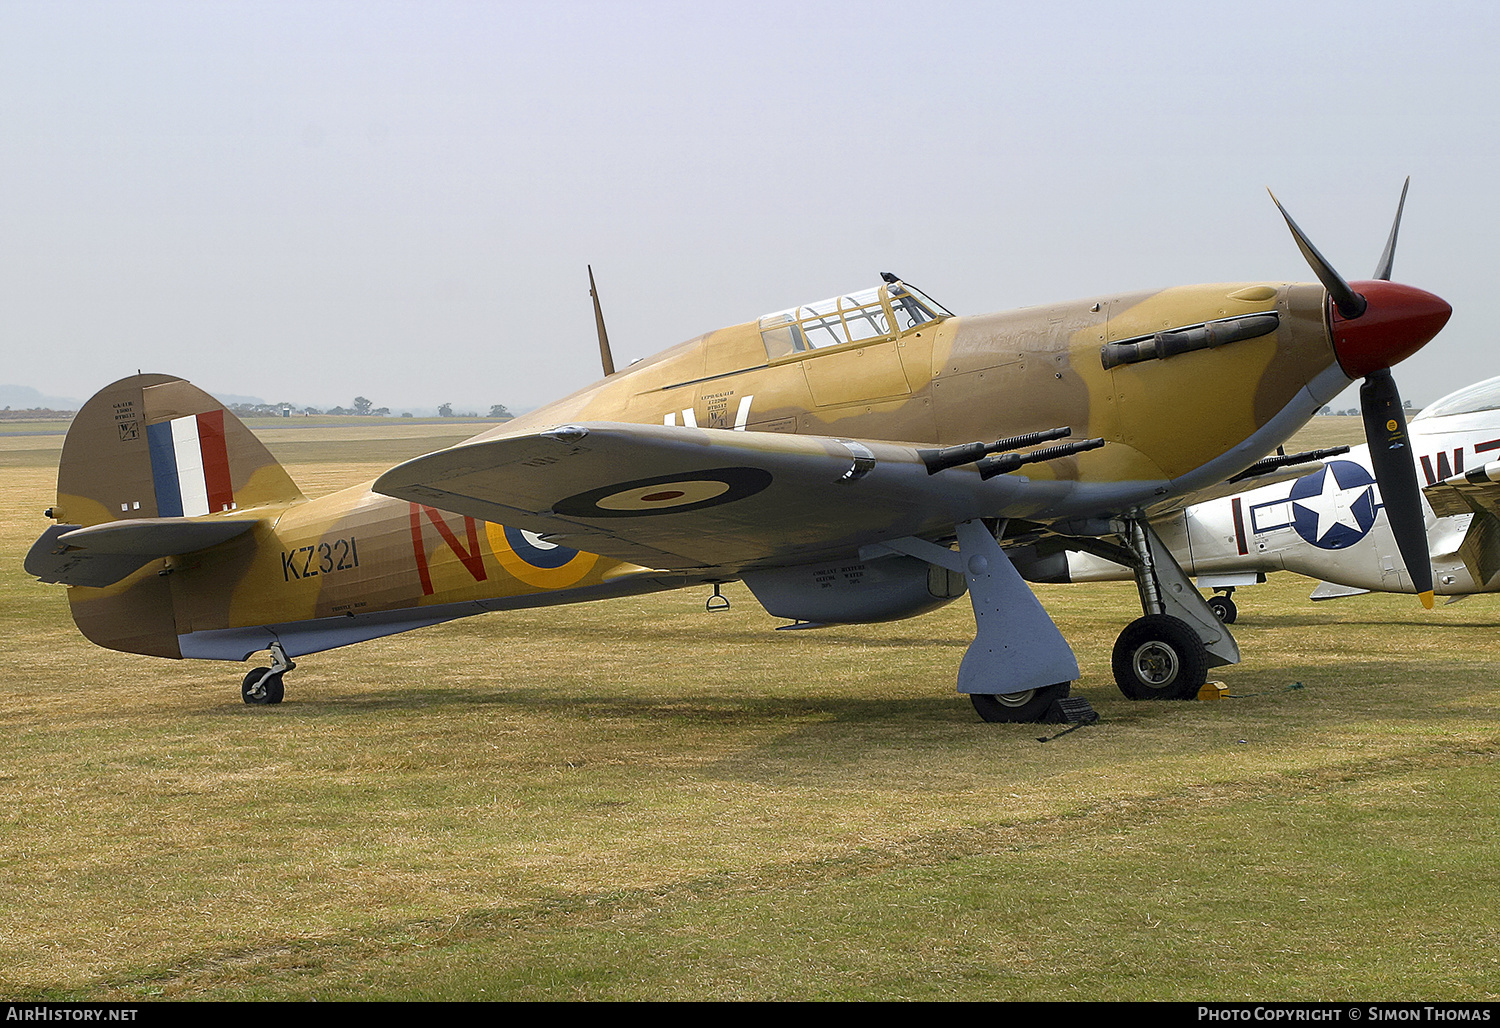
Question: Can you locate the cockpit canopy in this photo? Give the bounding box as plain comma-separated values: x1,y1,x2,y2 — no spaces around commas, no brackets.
758,276,952,359
1414,375,1500,421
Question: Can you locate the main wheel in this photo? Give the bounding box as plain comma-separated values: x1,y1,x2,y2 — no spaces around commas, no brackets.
970,682,1070,723
1207,594,1238,624
242,669,285,705
1112,614,1209,700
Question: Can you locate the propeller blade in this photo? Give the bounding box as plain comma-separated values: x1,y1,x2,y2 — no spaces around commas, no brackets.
1269,190,1368,319
1361,368,1434,607
1373,177,1410,282
1271,181,1447,609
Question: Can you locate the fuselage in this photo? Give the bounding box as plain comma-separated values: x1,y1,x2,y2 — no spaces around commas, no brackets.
490,280,1342,498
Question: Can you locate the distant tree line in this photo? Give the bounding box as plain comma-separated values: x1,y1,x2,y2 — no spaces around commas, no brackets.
227,402,301,416
226,397,515,419
438,403,513,419
0,406,75,421
324,396,391,417
1320,399,1417,416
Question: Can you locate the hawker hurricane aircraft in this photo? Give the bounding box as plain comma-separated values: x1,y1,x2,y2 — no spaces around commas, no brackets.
1053,373,1500,620
25,187,1452,721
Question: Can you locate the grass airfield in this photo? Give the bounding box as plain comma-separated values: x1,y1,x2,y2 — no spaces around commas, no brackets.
3,418,1498,1001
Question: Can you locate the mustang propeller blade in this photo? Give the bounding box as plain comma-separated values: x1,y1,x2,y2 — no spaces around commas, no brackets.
1272,182,1451,608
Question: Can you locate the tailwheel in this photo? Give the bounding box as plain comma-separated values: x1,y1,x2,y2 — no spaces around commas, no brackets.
1207,592,1238,624
1112,614,1209,700
970,682,1071,723
240,642,294,705
241,669,285,705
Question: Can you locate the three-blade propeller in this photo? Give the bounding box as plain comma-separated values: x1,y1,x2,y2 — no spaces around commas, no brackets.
1272,180,1451,608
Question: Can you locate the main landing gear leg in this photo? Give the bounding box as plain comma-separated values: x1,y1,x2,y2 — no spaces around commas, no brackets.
869,521,1078,723
242,641,296,705
1113,516,1239,700
953,520,1078,722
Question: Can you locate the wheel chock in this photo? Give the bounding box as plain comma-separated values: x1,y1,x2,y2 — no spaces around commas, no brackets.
1045,696,1099,724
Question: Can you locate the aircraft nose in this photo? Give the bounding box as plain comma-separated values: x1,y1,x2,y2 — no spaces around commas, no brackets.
1329,279,1452,379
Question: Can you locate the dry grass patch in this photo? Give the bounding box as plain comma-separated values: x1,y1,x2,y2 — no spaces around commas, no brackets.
2,419,1497,1000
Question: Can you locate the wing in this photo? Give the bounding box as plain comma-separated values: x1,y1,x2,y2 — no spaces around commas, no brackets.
374,423,1039,571
26,518,260,587
1423,459,1500,518
1423,461,1500,588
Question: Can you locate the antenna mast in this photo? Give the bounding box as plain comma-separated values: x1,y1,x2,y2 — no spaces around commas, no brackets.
588,265,616,377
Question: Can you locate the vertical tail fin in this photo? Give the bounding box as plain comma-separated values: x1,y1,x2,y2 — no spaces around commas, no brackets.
38,374,304,659
54,373,304,528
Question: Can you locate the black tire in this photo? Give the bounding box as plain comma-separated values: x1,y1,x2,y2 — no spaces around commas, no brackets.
1207,594,1238,624
970,682,1071,723
1112,614,1209,700
242,669,285,705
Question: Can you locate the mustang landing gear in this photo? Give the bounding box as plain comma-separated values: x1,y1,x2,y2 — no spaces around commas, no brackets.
242,642,295,705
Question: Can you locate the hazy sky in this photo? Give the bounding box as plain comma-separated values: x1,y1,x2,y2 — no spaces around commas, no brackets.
2,0,1494,413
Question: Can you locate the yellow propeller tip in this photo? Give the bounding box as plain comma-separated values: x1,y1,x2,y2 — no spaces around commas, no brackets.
1419,591,1435,609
